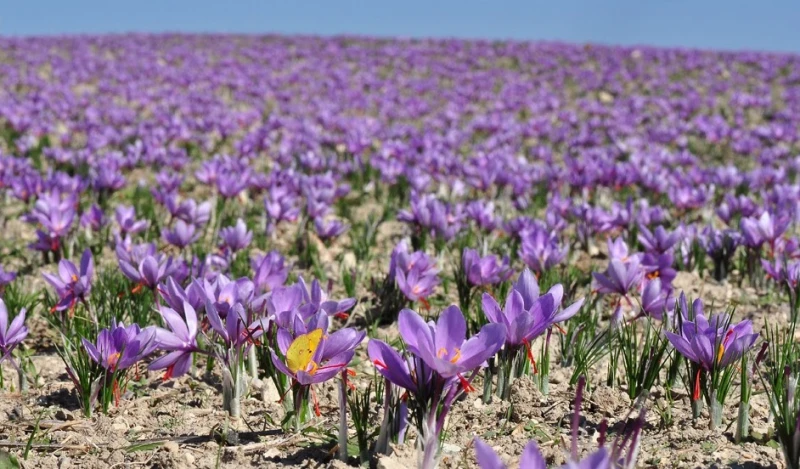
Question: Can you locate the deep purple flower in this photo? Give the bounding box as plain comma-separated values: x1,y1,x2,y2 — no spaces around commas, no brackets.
741,212,789,250
462,248,512,287
665,301,758,371
638,225,680,254
0,266,16,287
42,249,94,311
115,205,149,236
119,253,178,290
162,219,200,249
206,301,269,348
592,258,644,296
639,278,674,320
397,306,505,379
83,320,156,372
149,302,200,380
481,269,584,347
519,227,568,274
396,267,439,303
314,218,349,242
251,250,290,292
220,218,253,253
272,326,365,385
80,204,108,232
0,299,27,363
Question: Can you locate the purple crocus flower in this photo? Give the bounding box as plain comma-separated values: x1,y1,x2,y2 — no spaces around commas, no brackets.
251,250,290,292
592,258,644,297
158,277,206,316
313,218,349,242
80,204,108,232
0,299,28,364
638,225,680,254
665,304,759,372
474,438,545,469
42,249,94,312
220,218,253,253
115,205,149,236
162,219,200,249
397,306,505,379
299,277,357,320
83,320,157,372
149,302,200,380
639,278,674,321
0,266,17,288
272,326,365,385
206,301,269,348
396,267,439,303
741,212,789,250
519,226,568,274
482,268,584,348
119,254,177,290
462,248,512,287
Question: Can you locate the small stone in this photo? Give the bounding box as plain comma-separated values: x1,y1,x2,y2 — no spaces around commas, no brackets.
377,456,408,469
163,441,180,453
110,422,127,433
184,452,195,465
55,410,73,421
441,443,460,454
473,397,484,409
262,448,280,459
58,456,72,469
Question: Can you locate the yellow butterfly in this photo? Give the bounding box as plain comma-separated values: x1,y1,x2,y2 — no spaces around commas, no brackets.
286,328,324,374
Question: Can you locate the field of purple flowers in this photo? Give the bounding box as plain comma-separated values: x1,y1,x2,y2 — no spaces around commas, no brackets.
0,34,799,468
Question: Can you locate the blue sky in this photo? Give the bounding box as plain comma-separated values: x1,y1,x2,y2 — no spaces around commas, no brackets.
2,0,799,53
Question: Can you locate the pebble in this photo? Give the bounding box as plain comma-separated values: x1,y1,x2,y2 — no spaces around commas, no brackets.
58,456,72,469
55,409,73,421
163,441,180,453
377,457,408,469
441,443,460,454
184,452,195,465
111,422,127,433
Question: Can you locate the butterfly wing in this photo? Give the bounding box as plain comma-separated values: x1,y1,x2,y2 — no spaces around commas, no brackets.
286,328,323,373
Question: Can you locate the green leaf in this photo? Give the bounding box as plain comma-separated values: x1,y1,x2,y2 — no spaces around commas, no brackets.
125,441,165,453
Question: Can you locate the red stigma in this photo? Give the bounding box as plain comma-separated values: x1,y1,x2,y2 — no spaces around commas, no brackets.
458,373,475,393
522,339,538,374
372,359,388,369
693,368,702,401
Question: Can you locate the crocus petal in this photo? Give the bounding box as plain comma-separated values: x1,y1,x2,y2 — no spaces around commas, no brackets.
398,308,433,357
665,331,697,363
473,438,505,469
514,268,540,309
367,340,417,392
456,323,506,372
519,440,547,469
434,305,467,357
